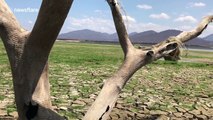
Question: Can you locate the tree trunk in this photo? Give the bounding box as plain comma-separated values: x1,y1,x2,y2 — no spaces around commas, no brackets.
0,0,73,119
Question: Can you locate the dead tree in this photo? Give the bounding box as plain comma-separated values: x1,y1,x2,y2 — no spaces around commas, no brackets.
163,48,180,61
83,0,213,119
0,0,212,120
0,0,73,119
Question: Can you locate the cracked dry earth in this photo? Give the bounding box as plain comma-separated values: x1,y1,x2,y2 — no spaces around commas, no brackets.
0,61,213,120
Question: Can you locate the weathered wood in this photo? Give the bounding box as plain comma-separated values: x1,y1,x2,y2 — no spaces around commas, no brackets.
0,0,73,119
83,0,213,119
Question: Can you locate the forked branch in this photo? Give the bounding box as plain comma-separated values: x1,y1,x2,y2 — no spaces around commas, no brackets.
84,0,213,119
0,0,73,119
21,0,73,99
107,0,134,56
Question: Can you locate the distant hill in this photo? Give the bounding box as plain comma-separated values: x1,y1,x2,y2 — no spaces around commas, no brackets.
58,29,213,47
203,34,213,41
130,30,179,43
129,29,211,47
58,29,116,41
129,32,138,36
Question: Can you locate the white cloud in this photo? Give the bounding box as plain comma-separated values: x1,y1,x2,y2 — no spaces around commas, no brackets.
22,20,34,31
174,15,197,23
129,22,170,33
149,13,170,19
28,20,33,24
64,17,115,33
190,2,206,7
206,10,213,15
59,14,213,38
94,10,102,13
64,16,136,34
122,15,136,23
61,15,172,35
93,10,110,18
176,25,193,31
61,14,209,37
137,4,152,10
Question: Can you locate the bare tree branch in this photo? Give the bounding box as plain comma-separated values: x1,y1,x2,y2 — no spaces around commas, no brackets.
21,0,73,90
0,0,28,69
176,15,213,42
152,15,213,59
28,0,73,51
84,1,153,119
107,0,134,56
83,49,151,120
0,0,26,41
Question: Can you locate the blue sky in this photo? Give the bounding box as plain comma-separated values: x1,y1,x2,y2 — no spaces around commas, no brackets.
6,0,213,37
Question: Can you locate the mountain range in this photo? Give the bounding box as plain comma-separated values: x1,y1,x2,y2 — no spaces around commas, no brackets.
58,29,213,47
204,34,213,42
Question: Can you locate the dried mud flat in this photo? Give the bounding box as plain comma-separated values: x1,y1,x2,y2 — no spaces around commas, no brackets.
0,61,212,120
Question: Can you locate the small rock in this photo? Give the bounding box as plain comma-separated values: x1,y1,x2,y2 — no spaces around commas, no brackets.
150,110,168,115
135,113,146,119
9,111,18,118
197,94,209,98
89,94,96,99
73,100,86,106
59,106,68,111
143,101,154,107
115,103,124,109
200,105,209,111
195,114,207,120
189,109,201,115
81,98,93,104
120,93,131,98
110,112,119,119
156,115,169,120
175,107,186,113
169,117,182,120
173,112,183,117
208,117,213,120
183,112,194,119
126,111,135,117
70,89,79,96
205,102,213,108
117,112,128,119
139,107,150,114
116,100,125,104
52,106,58,110
0,102,7,109
51,96,57,99
0,109,7,116
198,98,206,103
200,107,213,116
205,109,213,116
